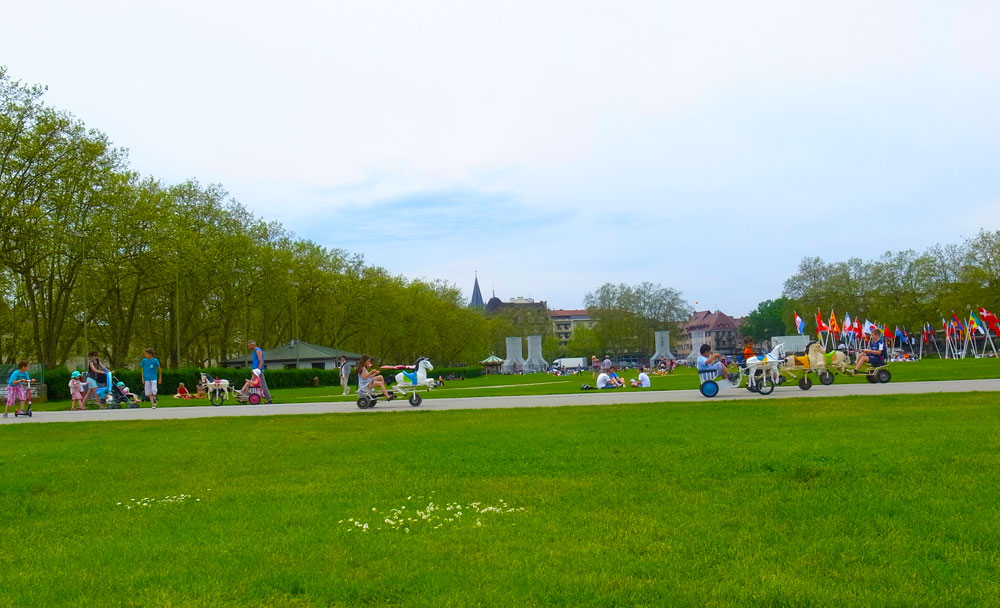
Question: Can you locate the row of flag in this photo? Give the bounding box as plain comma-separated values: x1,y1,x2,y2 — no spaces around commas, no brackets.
792,307,1000,345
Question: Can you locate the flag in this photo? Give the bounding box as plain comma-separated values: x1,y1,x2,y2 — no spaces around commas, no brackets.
922,323,929,344
829,310,841,337
978,307,1000,334
843,312,852,338
816,309,829,333
854,318,863,338
884,324,894,347
794,312,806,335
970,310,986,335
863,319,876,335
952,312,966,333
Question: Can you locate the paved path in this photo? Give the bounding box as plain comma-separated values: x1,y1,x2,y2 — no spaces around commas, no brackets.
4,379,999,425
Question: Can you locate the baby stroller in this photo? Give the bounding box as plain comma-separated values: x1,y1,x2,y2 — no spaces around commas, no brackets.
107,375,140,409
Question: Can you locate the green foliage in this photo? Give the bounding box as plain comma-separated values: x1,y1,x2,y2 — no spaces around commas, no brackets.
584,282,690,355
0,67,490,369
741,297,793,341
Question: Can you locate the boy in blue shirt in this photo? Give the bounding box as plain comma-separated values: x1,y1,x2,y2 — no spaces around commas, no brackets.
141,348,162,409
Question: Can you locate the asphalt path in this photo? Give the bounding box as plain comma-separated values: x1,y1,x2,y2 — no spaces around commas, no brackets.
4,378,999,425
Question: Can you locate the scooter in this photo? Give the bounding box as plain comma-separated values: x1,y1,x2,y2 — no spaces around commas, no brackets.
14,378,33,417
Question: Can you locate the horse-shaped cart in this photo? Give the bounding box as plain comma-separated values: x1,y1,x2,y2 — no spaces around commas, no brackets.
356,357,436,409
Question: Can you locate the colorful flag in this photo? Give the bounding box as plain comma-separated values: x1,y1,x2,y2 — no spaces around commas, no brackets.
843,312,852,337
952,312,966,333
794,312,806,335
922,323,929,344
829,310,841,336
854,318,863,338
970,310,986,335
816,309,829,333
863,319,876,335
978,307,1000,334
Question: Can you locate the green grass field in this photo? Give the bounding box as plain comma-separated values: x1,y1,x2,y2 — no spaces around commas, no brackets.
30,357,1000,411
2,391,999,606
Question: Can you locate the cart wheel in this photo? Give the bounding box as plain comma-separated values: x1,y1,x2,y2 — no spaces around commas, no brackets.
248,393,261,405
210,390,225,406
356,395,372,409
699,380,719,398
757,378,775,395
408,393,422,406
876,368,891,383
818,371,834,385
866,374,877,384
798,376,812,391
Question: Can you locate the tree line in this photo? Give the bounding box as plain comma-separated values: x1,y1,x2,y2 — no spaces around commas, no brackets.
740,231,1000,342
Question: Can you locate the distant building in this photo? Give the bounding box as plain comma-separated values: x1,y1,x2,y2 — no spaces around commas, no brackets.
675,310,746,360
549,309,595,348
222,340,362,370
469,275,484,308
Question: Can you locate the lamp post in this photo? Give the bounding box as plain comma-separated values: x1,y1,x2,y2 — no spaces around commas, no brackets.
289,280,299,368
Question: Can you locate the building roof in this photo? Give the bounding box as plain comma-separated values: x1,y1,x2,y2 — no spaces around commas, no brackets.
223,340,362,365
682,310,741,333
550,309,589,317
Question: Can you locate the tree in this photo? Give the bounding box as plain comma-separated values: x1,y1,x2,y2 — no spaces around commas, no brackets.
741,298,792,342
583,282,690,355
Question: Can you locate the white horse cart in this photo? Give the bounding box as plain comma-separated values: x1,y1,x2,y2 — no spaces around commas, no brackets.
356,357,436,409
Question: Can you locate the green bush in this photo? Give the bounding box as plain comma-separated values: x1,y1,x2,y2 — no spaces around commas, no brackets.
45,364,482,400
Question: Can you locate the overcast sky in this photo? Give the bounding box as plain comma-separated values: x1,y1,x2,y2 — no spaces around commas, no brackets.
4,1,999,315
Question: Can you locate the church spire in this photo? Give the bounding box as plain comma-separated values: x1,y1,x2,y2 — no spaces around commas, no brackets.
469,272,485,308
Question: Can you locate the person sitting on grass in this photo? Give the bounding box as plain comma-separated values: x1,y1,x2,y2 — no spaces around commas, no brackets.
630,366,651,388
852,328,887,374
358,355,395,401
596,370,619,389
696,344,737,382
174,382,193,399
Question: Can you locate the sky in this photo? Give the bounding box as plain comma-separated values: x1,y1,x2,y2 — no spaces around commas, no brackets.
3,1,999,316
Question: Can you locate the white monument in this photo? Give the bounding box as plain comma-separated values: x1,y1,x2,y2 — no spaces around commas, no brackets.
650,331,676,365
501,336,525,374
686,329,708,362
523,335,548,373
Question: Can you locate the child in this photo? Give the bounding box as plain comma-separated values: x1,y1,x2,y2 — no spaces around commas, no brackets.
140,347,162,409
339,356,351,396
743,337,756,363
5,360,31,417
117,382,142,404
237,369,262,401
174,382,192,399
69,370,86,411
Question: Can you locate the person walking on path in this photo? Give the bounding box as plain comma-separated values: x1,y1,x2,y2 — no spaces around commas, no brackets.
140,348,162,409
87,351,110,408
339,356,352,396
247,340,273,403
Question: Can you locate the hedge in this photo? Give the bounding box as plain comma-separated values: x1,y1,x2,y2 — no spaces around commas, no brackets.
44,365,482,401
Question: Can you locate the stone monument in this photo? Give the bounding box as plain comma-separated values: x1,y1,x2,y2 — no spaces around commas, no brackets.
523,335,548,373
501,336,525,374
649,330,676,366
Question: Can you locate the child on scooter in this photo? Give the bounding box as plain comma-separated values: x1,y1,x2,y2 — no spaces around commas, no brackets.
5,360,32,418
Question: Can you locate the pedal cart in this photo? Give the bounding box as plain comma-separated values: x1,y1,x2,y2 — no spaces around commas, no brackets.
199,372,232,406
356,357,436,409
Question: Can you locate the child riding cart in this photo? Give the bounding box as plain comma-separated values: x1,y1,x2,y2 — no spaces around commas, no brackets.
234,369,265,405
779,342,852,390
356,357,436,409
849,328,892,384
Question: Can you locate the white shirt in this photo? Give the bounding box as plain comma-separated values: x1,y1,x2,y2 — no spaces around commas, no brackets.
696,355,709,369
596,372,611,389
637,372,650,388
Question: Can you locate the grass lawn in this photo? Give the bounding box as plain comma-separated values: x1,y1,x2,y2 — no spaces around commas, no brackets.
31,356,1000,411
2,391,999,606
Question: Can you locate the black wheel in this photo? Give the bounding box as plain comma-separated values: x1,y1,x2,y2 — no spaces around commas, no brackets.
818,371,834,385
876,368,891,383
798,376,812,391
356,395,372,409
210,389,225,406
408,393,422,406
699,380,719,397
866,374,877,384
757,378,775,395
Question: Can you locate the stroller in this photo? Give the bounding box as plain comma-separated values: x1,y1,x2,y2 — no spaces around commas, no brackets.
107,375,140,409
